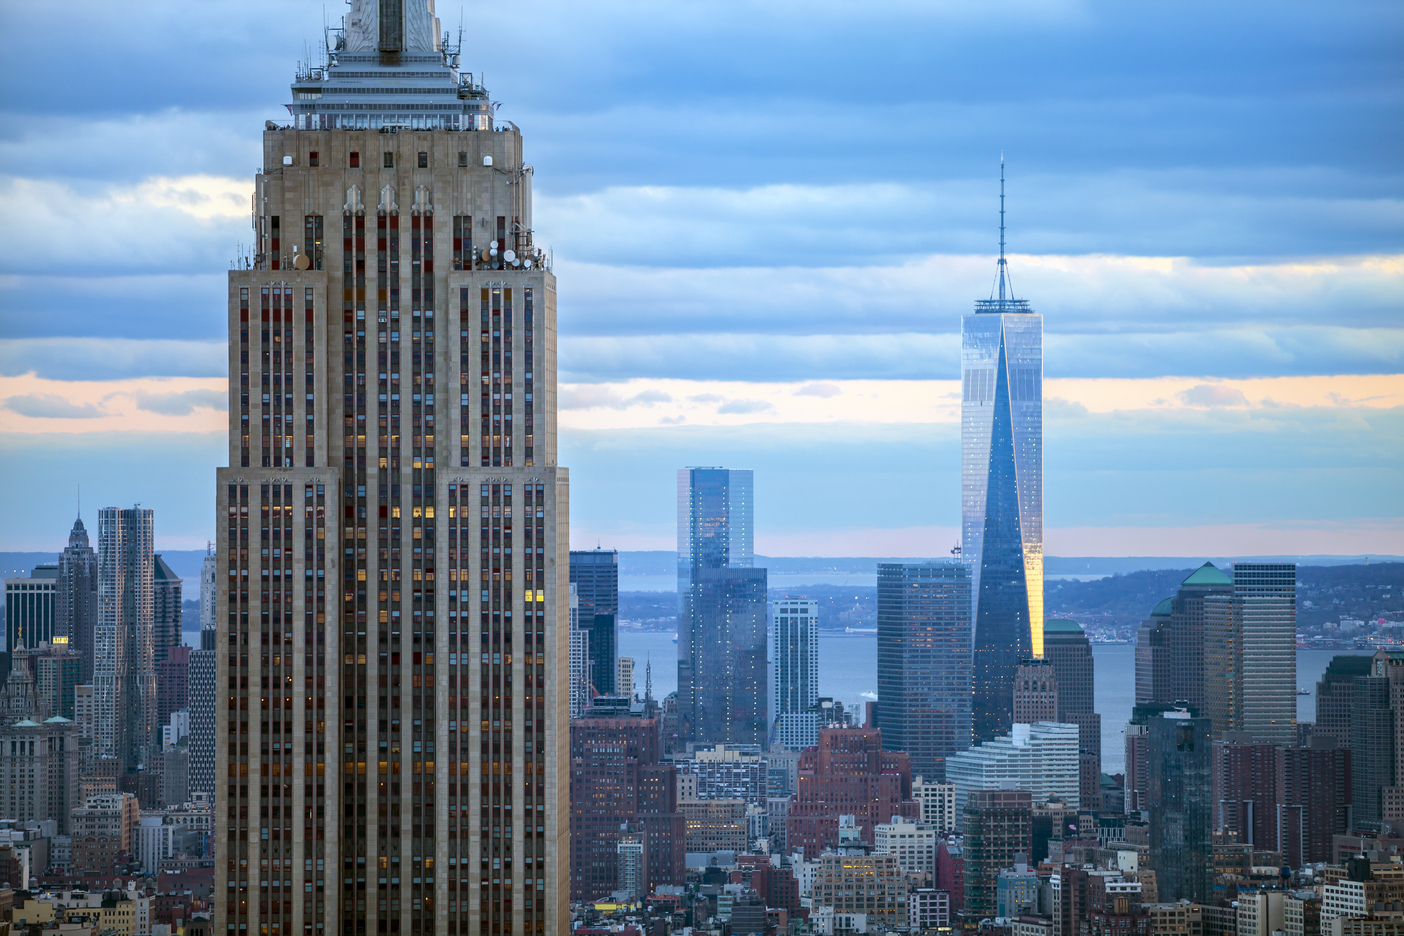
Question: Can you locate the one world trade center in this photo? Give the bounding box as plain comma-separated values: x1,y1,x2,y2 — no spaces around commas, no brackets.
962,161,1043,742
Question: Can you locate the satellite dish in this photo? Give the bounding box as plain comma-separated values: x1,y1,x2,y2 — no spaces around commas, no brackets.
490,240,499,249
503,249,516,263
523,259,532,270
294,254,311,271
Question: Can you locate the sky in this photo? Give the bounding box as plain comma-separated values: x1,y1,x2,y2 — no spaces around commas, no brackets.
0,0,1401,557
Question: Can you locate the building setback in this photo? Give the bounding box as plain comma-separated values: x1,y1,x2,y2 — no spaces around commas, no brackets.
215,3,571,932
877,562,972,781
963,166,1043,743
947,721,1081,824
786,728,918,858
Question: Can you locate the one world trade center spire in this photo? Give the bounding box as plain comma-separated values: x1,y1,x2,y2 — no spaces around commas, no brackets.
962,158,1044,742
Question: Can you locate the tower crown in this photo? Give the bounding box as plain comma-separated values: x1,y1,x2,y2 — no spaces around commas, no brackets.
287,0,492,133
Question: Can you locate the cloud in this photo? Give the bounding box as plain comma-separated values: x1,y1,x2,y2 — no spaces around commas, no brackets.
689,393,724,403
1045,397,1090,419
0,175,250,278
1177,383,1251,407
716,399,774,414
134,389,226,415
795,383,842,398
2,393,104,419
0,338,227,379
558,385,673,410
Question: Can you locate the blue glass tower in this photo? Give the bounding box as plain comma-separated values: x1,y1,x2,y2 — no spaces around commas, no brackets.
962,161,1043,742
676,468,767,745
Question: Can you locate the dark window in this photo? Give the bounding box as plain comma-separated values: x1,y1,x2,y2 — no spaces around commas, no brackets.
417,152,428,168
384,152,395,169
350,152,360,168
309,151,320,167
457,152,467,167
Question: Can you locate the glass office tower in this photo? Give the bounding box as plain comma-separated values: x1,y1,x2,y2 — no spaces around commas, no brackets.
876,562,972,781
677,469,766,745
962,164,1043,742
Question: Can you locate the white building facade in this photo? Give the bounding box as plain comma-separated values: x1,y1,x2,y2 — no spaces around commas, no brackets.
947,721,1080,826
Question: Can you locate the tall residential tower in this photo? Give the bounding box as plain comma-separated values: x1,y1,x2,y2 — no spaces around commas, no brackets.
97,506,158,773
215,3,568,933
677,468,767,745
963,162,1043,742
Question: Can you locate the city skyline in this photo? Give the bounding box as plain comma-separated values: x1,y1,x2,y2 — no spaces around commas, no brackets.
1,1,1399,559
0,0,1401,923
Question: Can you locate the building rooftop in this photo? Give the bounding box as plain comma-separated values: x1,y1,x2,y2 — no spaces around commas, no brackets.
1044,618,1084,634
1150,598,1173,616
1180,562,1231,587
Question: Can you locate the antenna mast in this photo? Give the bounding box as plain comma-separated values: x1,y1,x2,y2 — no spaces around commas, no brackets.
998,153,1007,302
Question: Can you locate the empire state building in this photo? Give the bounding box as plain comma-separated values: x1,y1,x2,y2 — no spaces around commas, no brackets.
215,2,568,933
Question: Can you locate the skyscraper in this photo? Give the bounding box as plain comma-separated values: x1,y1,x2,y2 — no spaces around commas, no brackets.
963,163,1043,742
188,645,215,798
97,506,158,774
962,789,1033,919
4,564,57,672
1146,709,1212,903
876,562,972,781
215,4,568,932
57,516,99,684
1204,563,1297,742
153,555,183,662
569,712,683,903
570,550,618,697
1315,654,1372,747
677,468,767,745
772,597,819,732
199,552,218,648
1350,673,1394,827
1043,619,1102,814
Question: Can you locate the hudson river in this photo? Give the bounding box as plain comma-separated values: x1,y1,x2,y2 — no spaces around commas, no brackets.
617,631,1368,775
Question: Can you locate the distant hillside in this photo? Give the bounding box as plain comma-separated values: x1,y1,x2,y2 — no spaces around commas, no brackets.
621,562,1404,639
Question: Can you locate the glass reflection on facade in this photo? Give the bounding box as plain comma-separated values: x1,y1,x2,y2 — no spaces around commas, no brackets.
677,468,766,745
962,201,1043,742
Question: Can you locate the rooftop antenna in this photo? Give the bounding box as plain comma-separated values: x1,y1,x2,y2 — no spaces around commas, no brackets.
645,656,653,702
998,153,1008,302
988,153,1020,304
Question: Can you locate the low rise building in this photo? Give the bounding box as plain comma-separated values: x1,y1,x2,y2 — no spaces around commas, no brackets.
910,887,951,931
811,852,908,928
874,815,938,878
914,776,958,832
680,799,747,854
